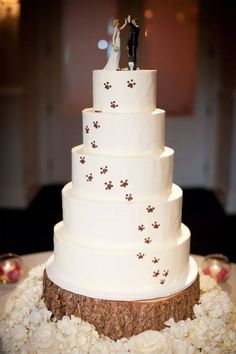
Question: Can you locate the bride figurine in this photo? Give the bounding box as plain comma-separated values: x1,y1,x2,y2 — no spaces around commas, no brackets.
103,18,127,70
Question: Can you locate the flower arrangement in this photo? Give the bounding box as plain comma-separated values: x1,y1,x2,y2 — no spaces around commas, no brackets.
0,258,236,354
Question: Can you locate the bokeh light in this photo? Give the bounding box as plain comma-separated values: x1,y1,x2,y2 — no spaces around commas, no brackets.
144,23,153,37
144,9,154,19
176,11,186,24
98,39,108,50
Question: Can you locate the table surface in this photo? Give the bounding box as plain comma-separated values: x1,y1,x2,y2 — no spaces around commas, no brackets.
0,252,235,314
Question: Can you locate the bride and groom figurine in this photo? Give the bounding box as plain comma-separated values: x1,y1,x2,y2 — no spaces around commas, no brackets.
103,15,140,71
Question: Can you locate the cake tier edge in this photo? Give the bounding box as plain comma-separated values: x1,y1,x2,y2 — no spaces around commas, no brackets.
43,272,200,341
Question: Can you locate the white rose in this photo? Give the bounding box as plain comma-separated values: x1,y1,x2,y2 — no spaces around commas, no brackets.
128,330,171,354
12,323,28,341
223,329,236,352
29,309,42,324
164,318,190,340
31,322,55,350
172,339,195,354
90,341,116,354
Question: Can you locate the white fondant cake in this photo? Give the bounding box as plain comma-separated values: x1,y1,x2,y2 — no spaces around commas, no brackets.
93,70,157,113
47,69,198,300
82,108,165,156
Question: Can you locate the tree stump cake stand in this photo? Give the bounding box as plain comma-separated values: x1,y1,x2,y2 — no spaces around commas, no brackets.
43,271,200,340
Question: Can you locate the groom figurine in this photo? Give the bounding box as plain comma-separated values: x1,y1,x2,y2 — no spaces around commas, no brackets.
127,15,140,70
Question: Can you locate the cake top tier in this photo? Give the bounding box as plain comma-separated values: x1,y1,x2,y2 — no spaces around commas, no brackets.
93,70,157,114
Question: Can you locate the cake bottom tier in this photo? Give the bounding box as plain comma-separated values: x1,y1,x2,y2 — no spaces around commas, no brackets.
43,271,200,340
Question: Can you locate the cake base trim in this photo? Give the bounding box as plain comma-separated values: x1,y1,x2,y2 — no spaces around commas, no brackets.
1,259,235,353
43,270,200,340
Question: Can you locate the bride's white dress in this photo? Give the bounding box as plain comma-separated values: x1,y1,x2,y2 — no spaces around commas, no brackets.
104,29,120,70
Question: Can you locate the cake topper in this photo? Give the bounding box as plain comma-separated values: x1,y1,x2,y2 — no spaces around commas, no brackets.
103,18,127,70
127,14,140,70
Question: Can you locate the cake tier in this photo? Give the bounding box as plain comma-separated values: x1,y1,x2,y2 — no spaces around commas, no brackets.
62,182,182,247
72,145,173,200
93,70,156,113
43,271,200,340
46,223,196,301
82,108,165,156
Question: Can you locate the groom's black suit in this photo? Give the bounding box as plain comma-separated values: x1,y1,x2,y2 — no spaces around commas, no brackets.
127,22,139,70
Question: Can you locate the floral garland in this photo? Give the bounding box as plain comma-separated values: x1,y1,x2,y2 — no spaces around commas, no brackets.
0,259,236,354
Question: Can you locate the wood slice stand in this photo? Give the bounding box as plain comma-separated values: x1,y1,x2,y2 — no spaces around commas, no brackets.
43,271,200,340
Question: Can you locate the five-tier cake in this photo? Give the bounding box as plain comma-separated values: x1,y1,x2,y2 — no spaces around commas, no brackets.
43,69,200,340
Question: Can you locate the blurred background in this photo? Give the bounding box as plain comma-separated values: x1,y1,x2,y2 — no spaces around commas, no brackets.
0,0,235,261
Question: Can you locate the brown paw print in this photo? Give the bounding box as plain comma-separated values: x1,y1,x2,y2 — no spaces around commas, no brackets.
91,141,98,149
93,121,100,129
144,237,152,244
85,125,90,134
80,157,85,164
152,257,160,264
100,166,108,174
110,101,118,108
105,181,113,190
163,270,169,277
146,205,155,213
152,221,160,229
86,173,93,182
127,79,136,88
153,270,160,277
136,252,145,259
160,279,165,285
120,179,128,187
125,194,133,202
104,82,111,89
94,110,102,113
138,224,145,231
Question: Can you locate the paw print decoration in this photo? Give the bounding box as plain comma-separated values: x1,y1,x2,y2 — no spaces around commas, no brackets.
144,237,152,244
100,166,108,174
152,221,160,229
104,82,111,90
105,181,114,190
125,194,133,202
136,252,145,259
153,270,160,278
163,270,169,277
85,125,90,134
80,157,85,164
93,121,100,129
86,173,93,182
146,205,155,213
110,101,118,109
120,179,128,188
91,141,98,149
138,224,145,231
127,79,136,88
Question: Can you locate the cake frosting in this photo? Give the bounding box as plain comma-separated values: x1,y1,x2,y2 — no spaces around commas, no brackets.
82,108,165,156
46,69,198,301
93,70,157,113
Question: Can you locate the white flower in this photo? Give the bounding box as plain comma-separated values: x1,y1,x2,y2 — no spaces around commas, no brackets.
30,322,55,350
172,339,195,354
223,329,236,353
194,289,231,322
128,330,172,353
1,264,235,354
164,318,190,340
12,323,28,341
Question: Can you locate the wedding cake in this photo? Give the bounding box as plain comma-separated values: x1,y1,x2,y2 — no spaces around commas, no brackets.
43,69,200,340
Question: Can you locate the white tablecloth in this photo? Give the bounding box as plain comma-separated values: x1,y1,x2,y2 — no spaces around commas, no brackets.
0,252,236,314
